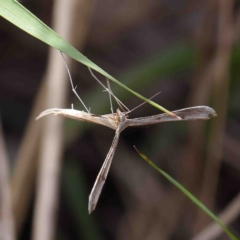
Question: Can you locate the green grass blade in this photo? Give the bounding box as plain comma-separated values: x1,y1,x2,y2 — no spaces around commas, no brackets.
0,0,175,116
134,146,238,240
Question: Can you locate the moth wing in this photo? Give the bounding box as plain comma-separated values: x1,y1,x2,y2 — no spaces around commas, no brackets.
36,108,117,130
88,128,120,213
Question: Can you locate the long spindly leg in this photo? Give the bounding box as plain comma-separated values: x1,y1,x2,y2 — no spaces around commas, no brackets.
60,52,90,112
88,67,130,112
88,128,121,214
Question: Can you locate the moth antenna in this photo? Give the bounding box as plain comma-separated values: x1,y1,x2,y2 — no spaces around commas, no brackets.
60,52,90,113
126,91,162,114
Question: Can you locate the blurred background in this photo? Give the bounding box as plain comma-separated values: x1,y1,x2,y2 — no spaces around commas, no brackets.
1,0,240,239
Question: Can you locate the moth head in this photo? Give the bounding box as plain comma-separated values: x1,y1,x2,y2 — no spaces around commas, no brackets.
116,109,126,122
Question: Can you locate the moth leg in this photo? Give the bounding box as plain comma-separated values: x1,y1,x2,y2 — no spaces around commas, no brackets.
60,51,90,113
88,67,129,112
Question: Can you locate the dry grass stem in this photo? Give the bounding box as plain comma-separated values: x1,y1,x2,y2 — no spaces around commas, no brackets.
11,80,46,232
32,0,96,240
0,122,16,240
194,0,234,232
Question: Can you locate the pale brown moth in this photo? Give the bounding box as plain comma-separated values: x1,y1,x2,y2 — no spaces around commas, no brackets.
37,106,216,213
37,52,217,213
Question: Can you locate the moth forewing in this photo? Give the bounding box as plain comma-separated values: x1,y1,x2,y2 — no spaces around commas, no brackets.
128,106,217,127
88,111,129,213
36,108,118,130
88,127,121,214
171,106,217,120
